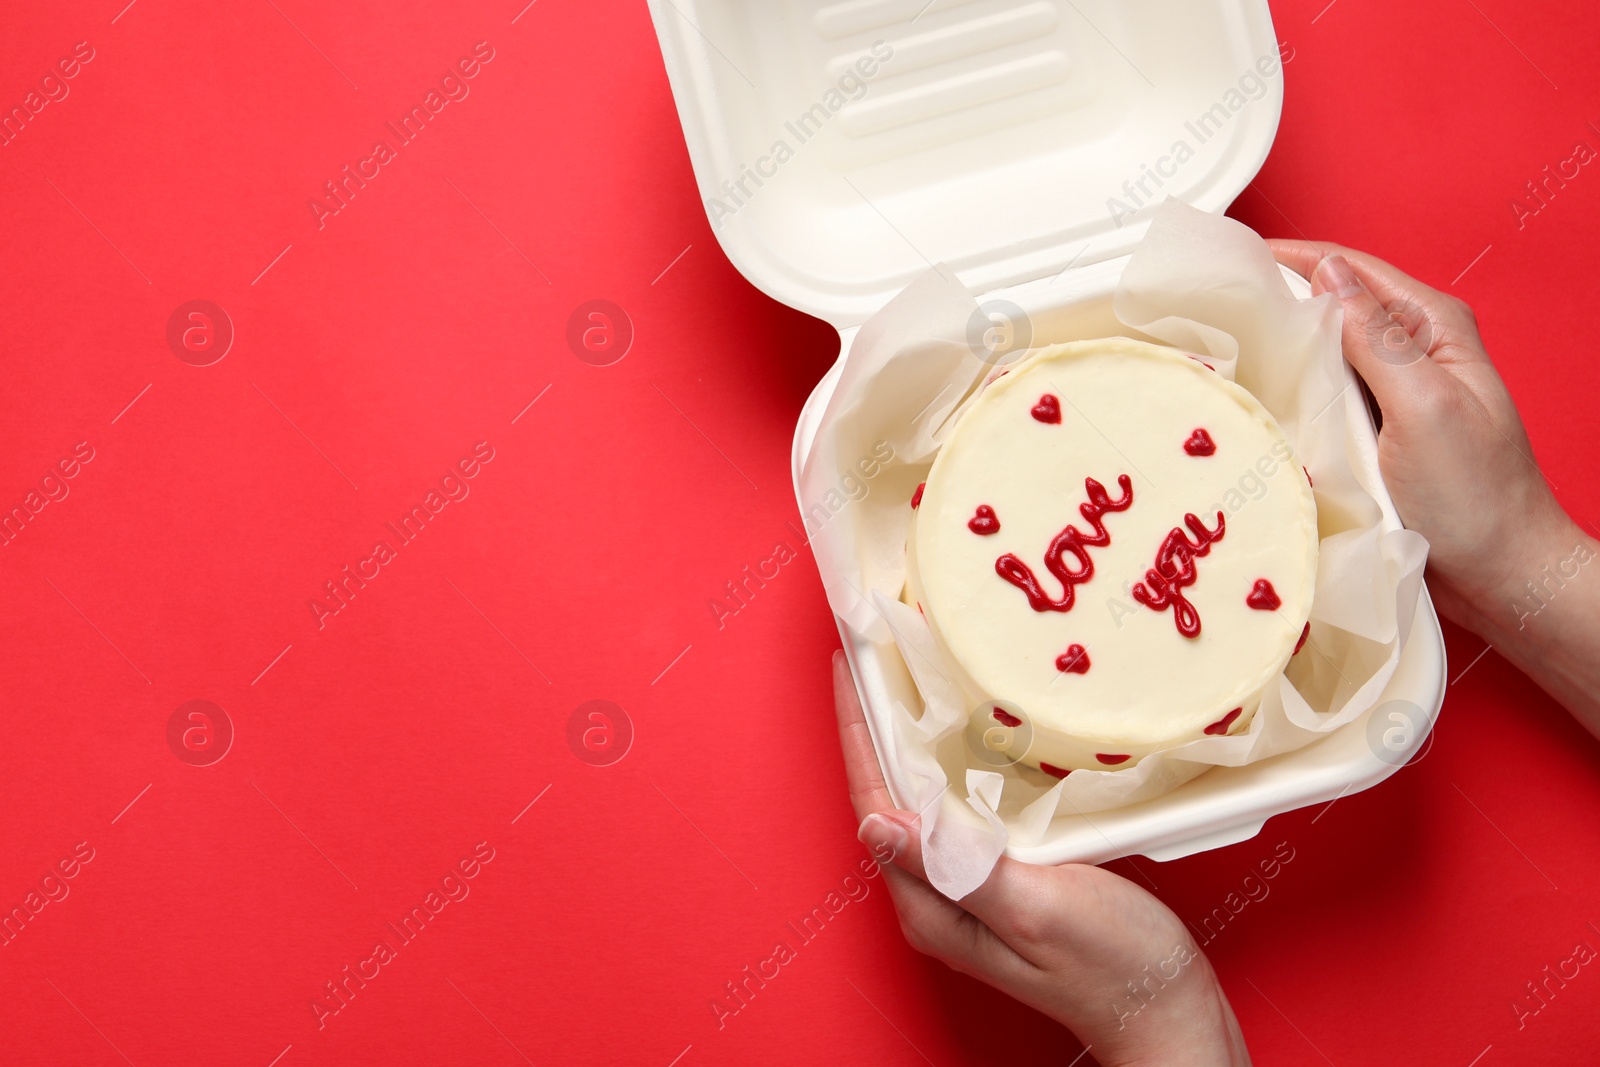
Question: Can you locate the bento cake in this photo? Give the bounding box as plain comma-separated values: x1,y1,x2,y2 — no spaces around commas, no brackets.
904,337,1317,775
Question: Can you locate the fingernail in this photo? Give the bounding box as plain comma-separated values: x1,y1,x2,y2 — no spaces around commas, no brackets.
1315,254,1364,299
857,813,909,859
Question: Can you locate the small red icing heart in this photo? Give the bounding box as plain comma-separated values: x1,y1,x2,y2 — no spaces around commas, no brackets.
1246,578,1281,611
968,505,1000,535
1095,753,1130,766
910,482,925,508
1183,428,1216,456
1055,644,1090,674
1204,707,1243,735
992,708,1022,728
1030,394,1061,424
1294,622,1310,655
1039,762,1072,779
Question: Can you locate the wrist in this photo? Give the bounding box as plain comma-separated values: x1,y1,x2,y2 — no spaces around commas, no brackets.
1482,528,1593,646
1433,513,1589,642
1085,956,1248,1067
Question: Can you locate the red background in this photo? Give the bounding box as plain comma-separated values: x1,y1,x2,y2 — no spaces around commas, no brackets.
1,0,1597,1064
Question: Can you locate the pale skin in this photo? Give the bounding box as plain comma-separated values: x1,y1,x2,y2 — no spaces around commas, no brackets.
835,243,1600,1064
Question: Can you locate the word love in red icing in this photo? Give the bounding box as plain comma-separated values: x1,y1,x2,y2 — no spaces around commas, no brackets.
1055,644,1090,674
1183,428,1216,456
994,475,1134,612
1130,512,1226,638
1204,707,1242,735
968,505,1000,535
1030,394,1061,424
1246,578,1281,611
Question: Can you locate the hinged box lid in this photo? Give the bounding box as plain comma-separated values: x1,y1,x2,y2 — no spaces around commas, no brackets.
649,0,1286,328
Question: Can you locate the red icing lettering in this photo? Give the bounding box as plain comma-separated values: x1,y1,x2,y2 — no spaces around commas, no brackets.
968,504,1000,535
1204,707,1242,735
1131,512,1227,637
1031,394,1061,423
1247,578,1281,611
1055,644,1090,674
1096,753,1130,766
1183,428,1216,456
1039,762,1072,779
994,475,1134,612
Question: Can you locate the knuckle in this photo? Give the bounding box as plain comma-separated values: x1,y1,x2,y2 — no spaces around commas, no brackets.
1001,910,1053,950
897,917,935,957
1342,299,1388,334
1409,380,1459,423
940,955,972,978
996,887,1059,949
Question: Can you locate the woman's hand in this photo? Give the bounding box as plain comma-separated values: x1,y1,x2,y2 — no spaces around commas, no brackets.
1266,241,1581,634
1269,241,1600,735
833,650,1250,1066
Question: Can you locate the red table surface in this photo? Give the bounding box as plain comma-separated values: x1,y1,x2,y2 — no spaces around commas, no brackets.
1,0,1597,1064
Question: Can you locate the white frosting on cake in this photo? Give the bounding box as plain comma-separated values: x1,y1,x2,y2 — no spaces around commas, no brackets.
905,337,1318,775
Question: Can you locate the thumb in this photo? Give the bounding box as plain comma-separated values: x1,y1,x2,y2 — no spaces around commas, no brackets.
857,811,1061,943
1311,252,1443,411
858,811,922,876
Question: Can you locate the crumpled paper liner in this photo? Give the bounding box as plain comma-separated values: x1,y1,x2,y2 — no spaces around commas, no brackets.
801,198,1429,900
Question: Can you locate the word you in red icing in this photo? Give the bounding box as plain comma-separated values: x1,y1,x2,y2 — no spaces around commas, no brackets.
994,475,1134,612
1131,512,1227,637
1183,428,1216,456
1030,394,1062,424
1055,644,1090,674
1246,578,1281,611
968,504,1000,535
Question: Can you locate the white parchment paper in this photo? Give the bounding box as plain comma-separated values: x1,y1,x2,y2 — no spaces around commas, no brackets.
801,199,1429,900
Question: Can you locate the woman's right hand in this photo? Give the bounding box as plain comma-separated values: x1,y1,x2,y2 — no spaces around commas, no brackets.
1269,241,1600,735
1266,241,1583,636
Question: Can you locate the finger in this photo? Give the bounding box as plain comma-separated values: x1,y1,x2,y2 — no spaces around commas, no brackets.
1268,239,1484,360
833,649,896,822
861,817,1041,989
838,651,1069,953
1269,247,1454,416
877,865,1038,988
1268,239,1447,307
858,808,1065,956
834,653,1037,981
